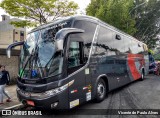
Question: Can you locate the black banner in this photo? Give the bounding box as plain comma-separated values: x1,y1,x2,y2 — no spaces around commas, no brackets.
1,109,160,116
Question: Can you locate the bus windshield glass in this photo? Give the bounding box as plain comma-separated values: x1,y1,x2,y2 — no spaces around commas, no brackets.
19,21,71,79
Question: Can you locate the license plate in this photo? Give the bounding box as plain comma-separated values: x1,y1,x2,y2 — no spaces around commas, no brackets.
27,100,35,106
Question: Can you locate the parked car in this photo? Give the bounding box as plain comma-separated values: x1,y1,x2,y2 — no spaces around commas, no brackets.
149,61,160,75
155,61,160,75
149,61,157,74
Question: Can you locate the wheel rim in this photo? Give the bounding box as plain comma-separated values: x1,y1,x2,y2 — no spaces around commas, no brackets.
97,82,105,98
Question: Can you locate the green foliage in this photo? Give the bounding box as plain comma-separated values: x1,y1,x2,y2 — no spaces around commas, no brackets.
86,0,137,35
0,0,78,27
86,0,160,48
153,47,160,60
148,49,154,55
154,54,160,61
133,0,160,49
10,20,38,27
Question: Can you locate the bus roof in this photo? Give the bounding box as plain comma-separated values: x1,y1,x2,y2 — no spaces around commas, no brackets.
30,15,146,46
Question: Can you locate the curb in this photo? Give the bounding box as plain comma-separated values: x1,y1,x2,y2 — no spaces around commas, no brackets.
0,104,23,116
4,103,22,110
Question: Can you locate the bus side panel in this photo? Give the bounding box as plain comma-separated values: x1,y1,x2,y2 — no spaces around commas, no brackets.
90,56,119,90
93,26,133,91
127,54,145,80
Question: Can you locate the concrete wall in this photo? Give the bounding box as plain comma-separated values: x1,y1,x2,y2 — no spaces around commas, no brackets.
0,55,19,83
0,15,26,84
0,30,13,48
0,15,26,50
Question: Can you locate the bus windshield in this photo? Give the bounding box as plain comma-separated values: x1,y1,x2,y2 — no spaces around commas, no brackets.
19,21,71,79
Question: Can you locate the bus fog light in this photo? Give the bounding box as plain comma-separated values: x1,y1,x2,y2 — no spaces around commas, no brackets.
51,102,58,108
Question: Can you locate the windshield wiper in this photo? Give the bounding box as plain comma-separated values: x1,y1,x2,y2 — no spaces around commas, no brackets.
20,46,44,79
34,49,45,78
45,51,62,68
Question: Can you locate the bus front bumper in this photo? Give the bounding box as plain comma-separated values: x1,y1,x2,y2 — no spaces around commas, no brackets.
17,88,69,109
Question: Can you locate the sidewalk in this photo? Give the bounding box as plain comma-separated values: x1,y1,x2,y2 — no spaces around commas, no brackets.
0,85,21,110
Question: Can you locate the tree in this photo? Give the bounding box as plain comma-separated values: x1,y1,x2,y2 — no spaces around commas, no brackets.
86,0,160,48
0,0,78,27
133,0,160,48
86,0,137,35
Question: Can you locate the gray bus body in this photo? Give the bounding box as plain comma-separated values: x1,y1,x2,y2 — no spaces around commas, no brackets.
7,15,149,109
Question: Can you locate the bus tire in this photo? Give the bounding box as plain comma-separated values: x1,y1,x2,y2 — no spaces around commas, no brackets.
95,79,106,102
140,69,145,81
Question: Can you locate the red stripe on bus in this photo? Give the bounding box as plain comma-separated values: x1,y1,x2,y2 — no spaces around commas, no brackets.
128,54,142,80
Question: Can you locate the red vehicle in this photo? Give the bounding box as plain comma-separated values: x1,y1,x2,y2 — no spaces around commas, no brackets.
155,61,160,75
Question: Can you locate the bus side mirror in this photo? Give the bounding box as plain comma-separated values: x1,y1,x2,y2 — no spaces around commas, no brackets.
55,28,84,51
56,39,64,51
6,41,24,58
6,50,11,59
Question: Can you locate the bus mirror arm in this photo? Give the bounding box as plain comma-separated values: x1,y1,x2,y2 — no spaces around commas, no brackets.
6,41,24,58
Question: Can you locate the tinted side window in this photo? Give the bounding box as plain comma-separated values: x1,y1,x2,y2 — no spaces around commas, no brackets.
130,40,144,54
130,40,137,54
137,42,144,54
113,33,125,53
72,20,97,58
96,26,115,56
68,41,83,68
123,36,132,53
41,21,71,40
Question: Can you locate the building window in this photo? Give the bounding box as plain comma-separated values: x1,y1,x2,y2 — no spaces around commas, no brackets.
20,31,24,36
3,17,5,21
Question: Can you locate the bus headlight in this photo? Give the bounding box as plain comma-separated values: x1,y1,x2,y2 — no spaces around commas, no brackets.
18,80,74,98
29,80,74,98
44,79,74,96
45,84,68,96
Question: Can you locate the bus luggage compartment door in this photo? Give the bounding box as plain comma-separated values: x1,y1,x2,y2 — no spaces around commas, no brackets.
68,66,86,108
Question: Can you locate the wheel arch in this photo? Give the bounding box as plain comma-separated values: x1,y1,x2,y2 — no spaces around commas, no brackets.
95,74,109,93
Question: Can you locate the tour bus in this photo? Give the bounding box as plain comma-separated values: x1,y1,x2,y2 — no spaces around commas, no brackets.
7,15,149,109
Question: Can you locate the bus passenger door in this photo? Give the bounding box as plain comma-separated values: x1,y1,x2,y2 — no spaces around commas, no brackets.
67,40,86,108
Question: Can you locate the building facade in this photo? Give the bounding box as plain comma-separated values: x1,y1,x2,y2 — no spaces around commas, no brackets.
0,15,26,49
0,15,26,83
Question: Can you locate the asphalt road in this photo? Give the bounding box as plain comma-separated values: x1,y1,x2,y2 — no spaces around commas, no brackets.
3,75,160,118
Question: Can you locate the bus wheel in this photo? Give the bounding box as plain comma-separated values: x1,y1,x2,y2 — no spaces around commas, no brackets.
140,70,145,81
95,79,106,102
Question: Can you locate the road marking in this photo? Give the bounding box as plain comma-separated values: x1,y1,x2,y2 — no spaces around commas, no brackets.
4,103,22,110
